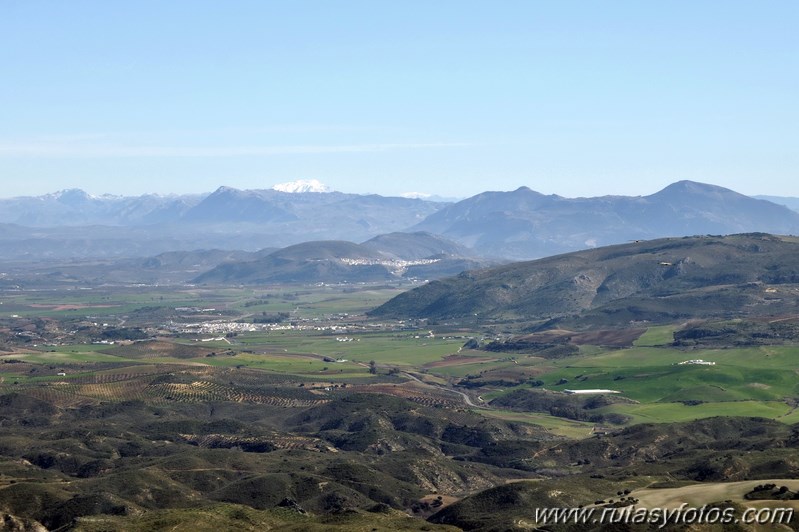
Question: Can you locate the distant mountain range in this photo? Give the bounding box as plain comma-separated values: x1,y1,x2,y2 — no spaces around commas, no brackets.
0,186,445,259
1,181,798,262
413,181,799,259
371,233,799,328
0,186,443,230
754,195,799,213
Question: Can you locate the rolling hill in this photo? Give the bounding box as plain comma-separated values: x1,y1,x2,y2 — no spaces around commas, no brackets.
371,233,799,327
361,232,474,260
193,233,491,285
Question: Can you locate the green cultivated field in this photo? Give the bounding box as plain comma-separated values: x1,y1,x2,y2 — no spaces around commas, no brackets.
0,285,404,320
199,352,369,378
5,282,799,530
236,332,464,366
6,326,799,430
532,345,799,402
4,284,799,435
633,324,682,346
603,400,792,424
478,409,596,439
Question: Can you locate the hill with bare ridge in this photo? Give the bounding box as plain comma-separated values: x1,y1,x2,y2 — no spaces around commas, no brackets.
194,233,490,285
371,233,799,328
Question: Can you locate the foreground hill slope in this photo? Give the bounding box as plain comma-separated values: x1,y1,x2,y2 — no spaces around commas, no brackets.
430,416,799,530
0,390,545,530
371,233,799,326
412,181,799,259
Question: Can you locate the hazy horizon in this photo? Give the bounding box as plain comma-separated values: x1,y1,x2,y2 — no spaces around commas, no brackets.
0,180,799,201
2,178,799,202
2,2,797,199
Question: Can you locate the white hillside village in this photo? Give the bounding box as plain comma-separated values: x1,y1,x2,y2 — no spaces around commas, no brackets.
339,257,440,276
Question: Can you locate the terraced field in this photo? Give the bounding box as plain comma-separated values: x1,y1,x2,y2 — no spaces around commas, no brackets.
5,320,799,431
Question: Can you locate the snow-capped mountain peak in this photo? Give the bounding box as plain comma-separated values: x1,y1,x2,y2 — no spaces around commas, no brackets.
272,179,332,193
400,192,432,199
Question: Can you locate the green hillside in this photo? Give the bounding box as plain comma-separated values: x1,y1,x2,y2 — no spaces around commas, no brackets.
372,233,799,327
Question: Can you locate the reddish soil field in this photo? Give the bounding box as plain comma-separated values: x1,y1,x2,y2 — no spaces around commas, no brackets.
424,354,499,368
28,304,118,311
517,328,646,347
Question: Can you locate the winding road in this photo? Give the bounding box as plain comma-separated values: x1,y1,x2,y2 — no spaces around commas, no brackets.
401,371,485,408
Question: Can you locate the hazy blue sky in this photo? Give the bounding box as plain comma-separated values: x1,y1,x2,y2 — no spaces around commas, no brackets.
1,1,797,198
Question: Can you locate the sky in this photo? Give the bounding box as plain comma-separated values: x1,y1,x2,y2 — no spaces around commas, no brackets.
1,1,797,199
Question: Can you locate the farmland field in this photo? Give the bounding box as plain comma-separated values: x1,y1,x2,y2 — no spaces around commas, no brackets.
3,282,799,530
4,285,799,429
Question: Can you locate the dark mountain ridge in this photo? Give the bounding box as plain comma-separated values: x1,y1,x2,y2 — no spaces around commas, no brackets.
371,233,799,327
